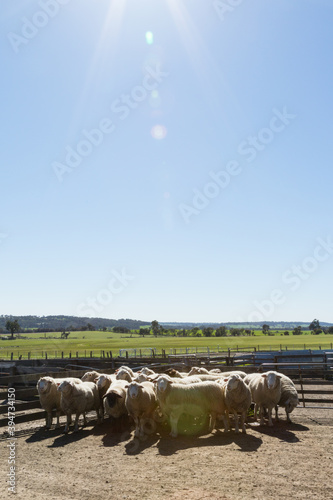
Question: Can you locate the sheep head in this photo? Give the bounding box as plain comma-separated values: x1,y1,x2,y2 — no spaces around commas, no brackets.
262,371,281,390
226,374,242,391
127,382,143,399
57,380,74,394
37,376,54,394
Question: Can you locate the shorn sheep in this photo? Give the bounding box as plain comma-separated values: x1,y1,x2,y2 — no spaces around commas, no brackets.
125,381,157,438
245,371,282,426
222,374,252,434
57,380,101,433
36,376,82,429
155,376,229,438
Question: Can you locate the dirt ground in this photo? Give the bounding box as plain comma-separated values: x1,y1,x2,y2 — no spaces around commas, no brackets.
1,405,332,500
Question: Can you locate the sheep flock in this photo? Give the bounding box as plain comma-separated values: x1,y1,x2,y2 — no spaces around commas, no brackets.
37,366,299,437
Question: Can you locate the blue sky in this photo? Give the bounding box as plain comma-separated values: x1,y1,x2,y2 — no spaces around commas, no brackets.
1,0,333,324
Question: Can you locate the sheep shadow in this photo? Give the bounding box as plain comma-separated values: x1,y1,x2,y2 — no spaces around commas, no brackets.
248,420,309,443
47,428,95,447
156,429,263,456
124,433,160,455
25,426,64,443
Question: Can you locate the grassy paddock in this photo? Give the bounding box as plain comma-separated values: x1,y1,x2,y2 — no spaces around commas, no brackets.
0,331,332,360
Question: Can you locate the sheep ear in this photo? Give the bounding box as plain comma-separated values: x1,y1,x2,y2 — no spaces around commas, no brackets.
224,377,228,382
93,377,98,383
261,373,267,378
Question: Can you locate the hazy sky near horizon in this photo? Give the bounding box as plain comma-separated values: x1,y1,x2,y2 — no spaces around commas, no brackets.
1,0,333,324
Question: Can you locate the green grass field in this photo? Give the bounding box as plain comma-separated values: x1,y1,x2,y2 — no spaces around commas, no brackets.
0,330,332,360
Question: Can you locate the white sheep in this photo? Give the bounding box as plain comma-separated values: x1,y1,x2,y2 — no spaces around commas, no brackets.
222,374,252,434
115,365,135,377
125,381,157,438
81,370,100,383
188,366,210,375
194,370,246,382
103,380,128,419
36,376,82,429
96,374,116,398
57,380,101,433
116,368,133,382
275,373,299,422
164,369,187,378
155,373,202,386
245,371,282,426
138,367,155,376
155,376,229,438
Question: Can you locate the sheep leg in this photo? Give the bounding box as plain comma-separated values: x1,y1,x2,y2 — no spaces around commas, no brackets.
46,412,51,429
233,411,239,434
259,405,265,426
64,414,71,433
267,408,273,427
74,413,80,432
169,412,179,438
133,415,140,437
241,411,246,434
275,405,279,422
83,412,87,426
55,410,61,429
138,417,145,438
253,404,258,421
286,408,292,423
219,412,229,433
209,412,217,433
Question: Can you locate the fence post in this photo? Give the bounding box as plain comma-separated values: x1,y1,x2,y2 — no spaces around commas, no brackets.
61,351,64,359
69,352,71,358
90,351,92,358
126,351,128,359
45,352,47,360
28,352,30,360
76,351,78,358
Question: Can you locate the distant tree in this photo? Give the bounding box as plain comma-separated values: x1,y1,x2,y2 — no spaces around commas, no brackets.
284,330,289,336
139,328,146,337
202,327,214,337
292,326,302,335
87,323,95,331
5,319,20,339
113,326,130,333
61,331,70,339
262,324,270,335
309,319,320,332
229,328,241,336
215,326,227,337
326,326,333,334
151,320,161,336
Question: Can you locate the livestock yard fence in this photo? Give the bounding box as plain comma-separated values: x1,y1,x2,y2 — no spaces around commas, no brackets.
0,349,332,428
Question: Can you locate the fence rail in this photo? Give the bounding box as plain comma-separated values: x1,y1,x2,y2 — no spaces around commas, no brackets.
2,343,333,361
